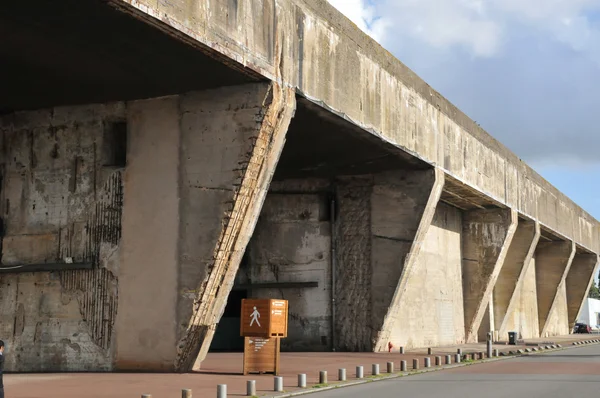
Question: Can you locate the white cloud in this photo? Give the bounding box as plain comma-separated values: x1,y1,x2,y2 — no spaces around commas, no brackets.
327,0,388,43
329,0,600,59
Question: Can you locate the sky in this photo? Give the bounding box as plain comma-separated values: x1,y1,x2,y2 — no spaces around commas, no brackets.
327,0,600,221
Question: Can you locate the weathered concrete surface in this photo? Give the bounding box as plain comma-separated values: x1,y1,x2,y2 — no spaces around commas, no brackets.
110,0,600,254
243,179,333,351
565,253,599,328
0,104,125,371
387,202,465,349
462,209,518,342
371,168,444,351
495,220,540,337
502,255,540,339
178,83,296,371
334,176,373,351
536,241,576,336
114,96,180,371
372,168,444,351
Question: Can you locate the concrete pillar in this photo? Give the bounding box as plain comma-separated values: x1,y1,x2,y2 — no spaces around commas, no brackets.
536,241,575,336
494,220,540,338
114,82,296,371
462,208,518,343
371,168,445,351
566,253,599,329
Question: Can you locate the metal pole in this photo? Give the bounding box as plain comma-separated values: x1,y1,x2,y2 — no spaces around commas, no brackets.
386,362,394,373
424,358,431,368
274,377,283,392
356,366,364,379
246,381,256,396
217,385,227,398
400,360,407,371
445,355,451,365
298,374,307,388
338,368,346,381
319,370,328,384
330,195,337,351
372,364,380,376
487,332,493,358
413,359,419,370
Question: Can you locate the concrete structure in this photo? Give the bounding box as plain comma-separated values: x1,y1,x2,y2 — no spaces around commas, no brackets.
0,0,598,373
576,298,600,329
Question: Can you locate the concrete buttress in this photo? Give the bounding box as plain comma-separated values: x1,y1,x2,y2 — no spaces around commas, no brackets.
495,221,540,338
462,208,518,343
565,253,599,329
114,82,296,372
371,168,445,352
536,241,576,337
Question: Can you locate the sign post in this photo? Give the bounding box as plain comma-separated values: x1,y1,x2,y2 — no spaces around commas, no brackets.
240,299,288,375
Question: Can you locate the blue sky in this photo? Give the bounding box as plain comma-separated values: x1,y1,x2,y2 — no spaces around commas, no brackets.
328,0,600,220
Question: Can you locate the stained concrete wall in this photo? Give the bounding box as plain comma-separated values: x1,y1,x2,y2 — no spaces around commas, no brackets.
388,203,465,348
114,0,600,254
0,104,125,371
503,256,540,339
544,283,570,336
244,182,333,351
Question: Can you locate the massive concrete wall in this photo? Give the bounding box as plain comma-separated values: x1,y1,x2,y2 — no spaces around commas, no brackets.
388,203,465,349
502,256,540,339
0,104,125,371
111,0,600,253
243,179,333,351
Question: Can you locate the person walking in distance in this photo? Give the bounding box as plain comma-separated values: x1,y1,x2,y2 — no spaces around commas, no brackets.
0,340,4,398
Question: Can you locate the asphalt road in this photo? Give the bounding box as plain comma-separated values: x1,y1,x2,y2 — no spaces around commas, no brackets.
315,344,600,398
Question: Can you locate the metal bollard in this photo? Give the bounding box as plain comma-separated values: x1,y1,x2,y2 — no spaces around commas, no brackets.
435,356,441,366
457,348,462,355
356,366,364,379
428,348,432,355
217,385,227,398
487,339,493,358
400,360,407,372
413,358,419,370
319,370,328,384
424,357,431,368
142,395,152,398
445,355,451,365
182,389,192,398
387,361,394,373
372,364,380,376
246,381,256,396
274,376,283,392
478,352,484,360
400,346,405,354
493,348,499,357
454,353,461,363
298,374,307,388
339,368,347,381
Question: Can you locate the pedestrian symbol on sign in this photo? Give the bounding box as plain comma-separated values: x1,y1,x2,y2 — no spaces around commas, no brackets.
250,306,261,327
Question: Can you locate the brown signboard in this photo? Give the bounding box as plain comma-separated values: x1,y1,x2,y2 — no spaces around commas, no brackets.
240,299,288,338
242,336,280,375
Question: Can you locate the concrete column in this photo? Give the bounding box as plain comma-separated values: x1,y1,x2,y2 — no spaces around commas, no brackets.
462,208,518,343
536,241,576,336
495,221,540,337
371,168,445,351
114,82,296,372
566,253,599,329
115,96,182,371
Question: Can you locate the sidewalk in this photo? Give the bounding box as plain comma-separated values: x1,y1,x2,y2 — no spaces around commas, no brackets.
5,334,598,398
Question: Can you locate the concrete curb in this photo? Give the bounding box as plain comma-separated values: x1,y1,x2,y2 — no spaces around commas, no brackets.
263,340,600,398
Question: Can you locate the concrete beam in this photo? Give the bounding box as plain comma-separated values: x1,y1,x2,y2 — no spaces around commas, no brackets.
462,208,518,343
372,168,445,352
495,221,541,337
536,241,576,336
566,252,599,329
114,82,296,372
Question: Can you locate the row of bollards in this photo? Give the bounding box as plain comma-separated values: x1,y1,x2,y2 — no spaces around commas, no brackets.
145,347,504,397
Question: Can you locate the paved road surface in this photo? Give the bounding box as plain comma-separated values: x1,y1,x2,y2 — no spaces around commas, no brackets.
316,344,600,398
